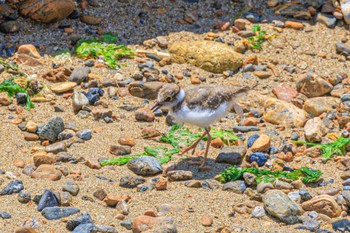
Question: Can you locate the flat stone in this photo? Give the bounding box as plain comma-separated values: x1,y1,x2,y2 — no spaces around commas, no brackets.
264,98,307,127
69,67,90,84
215,146,246,165
304,97,340,116
222,180,247,194
33,154,55,167
301,195,341,218
263,190,303,224
128,81,165,100
169,40,243,73
66,212,93,231
41,207,80,220
62,180,79,196
251,134,270,152
51,82,77,93
132,215,177,233
127,156,162,176
272,83,298,102
118,136,136,147
31,164,62,181
109,145,131,156
119,176,146,188
135,108,155,122
167,170,192,181
0,180,24,195
45,141,67,154
316,13,337,28
296,74,333,98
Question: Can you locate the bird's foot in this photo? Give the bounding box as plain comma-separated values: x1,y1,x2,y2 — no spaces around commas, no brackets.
179,144,198,156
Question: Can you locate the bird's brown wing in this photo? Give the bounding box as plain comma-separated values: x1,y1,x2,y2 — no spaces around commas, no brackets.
184,86,246,111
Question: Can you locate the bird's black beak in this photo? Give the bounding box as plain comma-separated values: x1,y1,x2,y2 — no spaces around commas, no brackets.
151,102,162,112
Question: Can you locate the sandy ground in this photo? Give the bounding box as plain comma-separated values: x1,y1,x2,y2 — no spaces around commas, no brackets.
0,1,350,232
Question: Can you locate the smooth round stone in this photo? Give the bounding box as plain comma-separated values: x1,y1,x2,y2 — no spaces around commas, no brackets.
51,82,77,93
249,152,268,166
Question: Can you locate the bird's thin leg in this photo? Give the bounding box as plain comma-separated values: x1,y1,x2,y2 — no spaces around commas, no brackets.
179,130,207,156
200,127,211,169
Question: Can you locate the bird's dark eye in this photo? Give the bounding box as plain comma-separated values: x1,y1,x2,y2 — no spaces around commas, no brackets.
165,96,172,102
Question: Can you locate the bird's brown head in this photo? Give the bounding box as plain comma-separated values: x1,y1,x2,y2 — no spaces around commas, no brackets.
151,84,181,112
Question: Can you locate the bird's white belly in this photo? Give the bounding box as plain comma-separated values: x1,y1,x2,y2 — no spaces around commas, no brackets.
170,103,230,128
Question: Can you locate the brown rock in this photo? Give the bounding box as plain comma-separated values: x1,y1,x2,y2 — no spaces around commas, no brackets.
25,120,37,133
84,159,101,169
14,159,25,168
234,18,249,30
14,227,38,233
42,67,72,82
155,178,167,191
141,127,161,139
304,117,327,142
285,21,304,30
272,83,298,102
20,0,74,23
304,146,322,158
31,164,62,181
211,137,224,148
251,134,270,152
80,15,102,25
144,210,158,217
109,144,131,155
243,117,258,126
296,74,333,98
50,82,77,93
169,40,243,73
118,136,136,147
0,93,11,106
132,215,176,233
254,71,272,79
304,97,340,116
128,81,164,100
135,108,155,122
93,188,107,200
24,132,39,141
45,141,67,154
190,76,201,84
264,98,307,127
185,180,202,188
201,215,213,226
115,214,125,220
301,195,342,218
103,194,131,207
33,154,55,167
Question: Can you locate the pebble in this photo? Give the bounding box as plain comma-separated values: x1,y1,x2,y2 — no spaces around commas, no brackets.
121,219,132,230
253,71,272,79
109,145,131,156
135,108,155,122
316,13,337,28
127,156,162,176
66,212,94,231
51,82,77,93
252,206,266,218
222,180,247,194
297,216,320,232
304,117,327,142
18,190,31,204
86,88,104,104
272,83,298,103
116,201,129,215
335,42,350,55
0,212,11,219
215,146,246,165
31,164,62,181
37,189,59,211
288,191,301,203
251,134,270,152
119,176,146,188
185,180,201,188
93,188,107,201
0,180,24,195
118,136,136,147
42,207,80,220
63,180,80,196
76,129,92,140
285,21,304,30
39,116,64,142
249,152,268,166
233,126,260,132
69,67,90,84
167,170,193,181
45,141,67,154
263,190,303,224
332,219,350,232
0,21,20,33
201,215,213,227
72,91,89,112
132,215,177,232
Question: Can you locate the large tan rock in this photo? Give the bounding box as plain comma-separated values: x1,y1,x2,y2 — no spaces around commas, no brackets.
264,98,307,127
169,41,243,73
301,195,342,218
296,74,333,97
304,97,341,116
20,0,74,23
128,81,164,100
30,164,62,181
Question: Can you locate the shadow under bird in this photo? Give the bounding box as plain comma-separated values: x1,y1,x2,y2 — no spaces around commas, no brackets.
152,82,257,171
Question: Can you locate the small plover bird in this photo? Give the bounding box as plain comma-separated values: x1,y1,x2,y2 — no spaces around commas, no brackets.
151,83,254,170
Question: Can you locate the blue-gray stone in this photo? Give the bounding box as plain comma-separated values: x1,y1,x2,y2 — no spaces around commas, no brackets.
72,223,96,233
95,225,118,233
70,67,90,84
222,180,247,194
67,212,94,231
121,219,132,230
299,189,312,201
243,64,254,72
247,134,260,147
119,176,146,188
0,212,11,219
316,13,336,28
127,156,162,176
84,60,95,67
76,129,92,140
244,12,260,23
86,88,104,104
38,189,59,211
0,180,24,195
296,216,320,231
291,132,299,140
63,180,80,196
16,93,27,105
269,146,278,154
332,219,350,232
341,94,350,102
249,152,268,166
216,146,246,165
18,190,31,204
41,207,80,220
253,65,267,71
233,126,260,132
39,116,64,142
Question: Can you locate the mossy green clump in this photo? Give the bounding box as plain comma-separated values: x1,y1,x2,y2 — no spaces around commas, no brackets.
0,78,34,110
